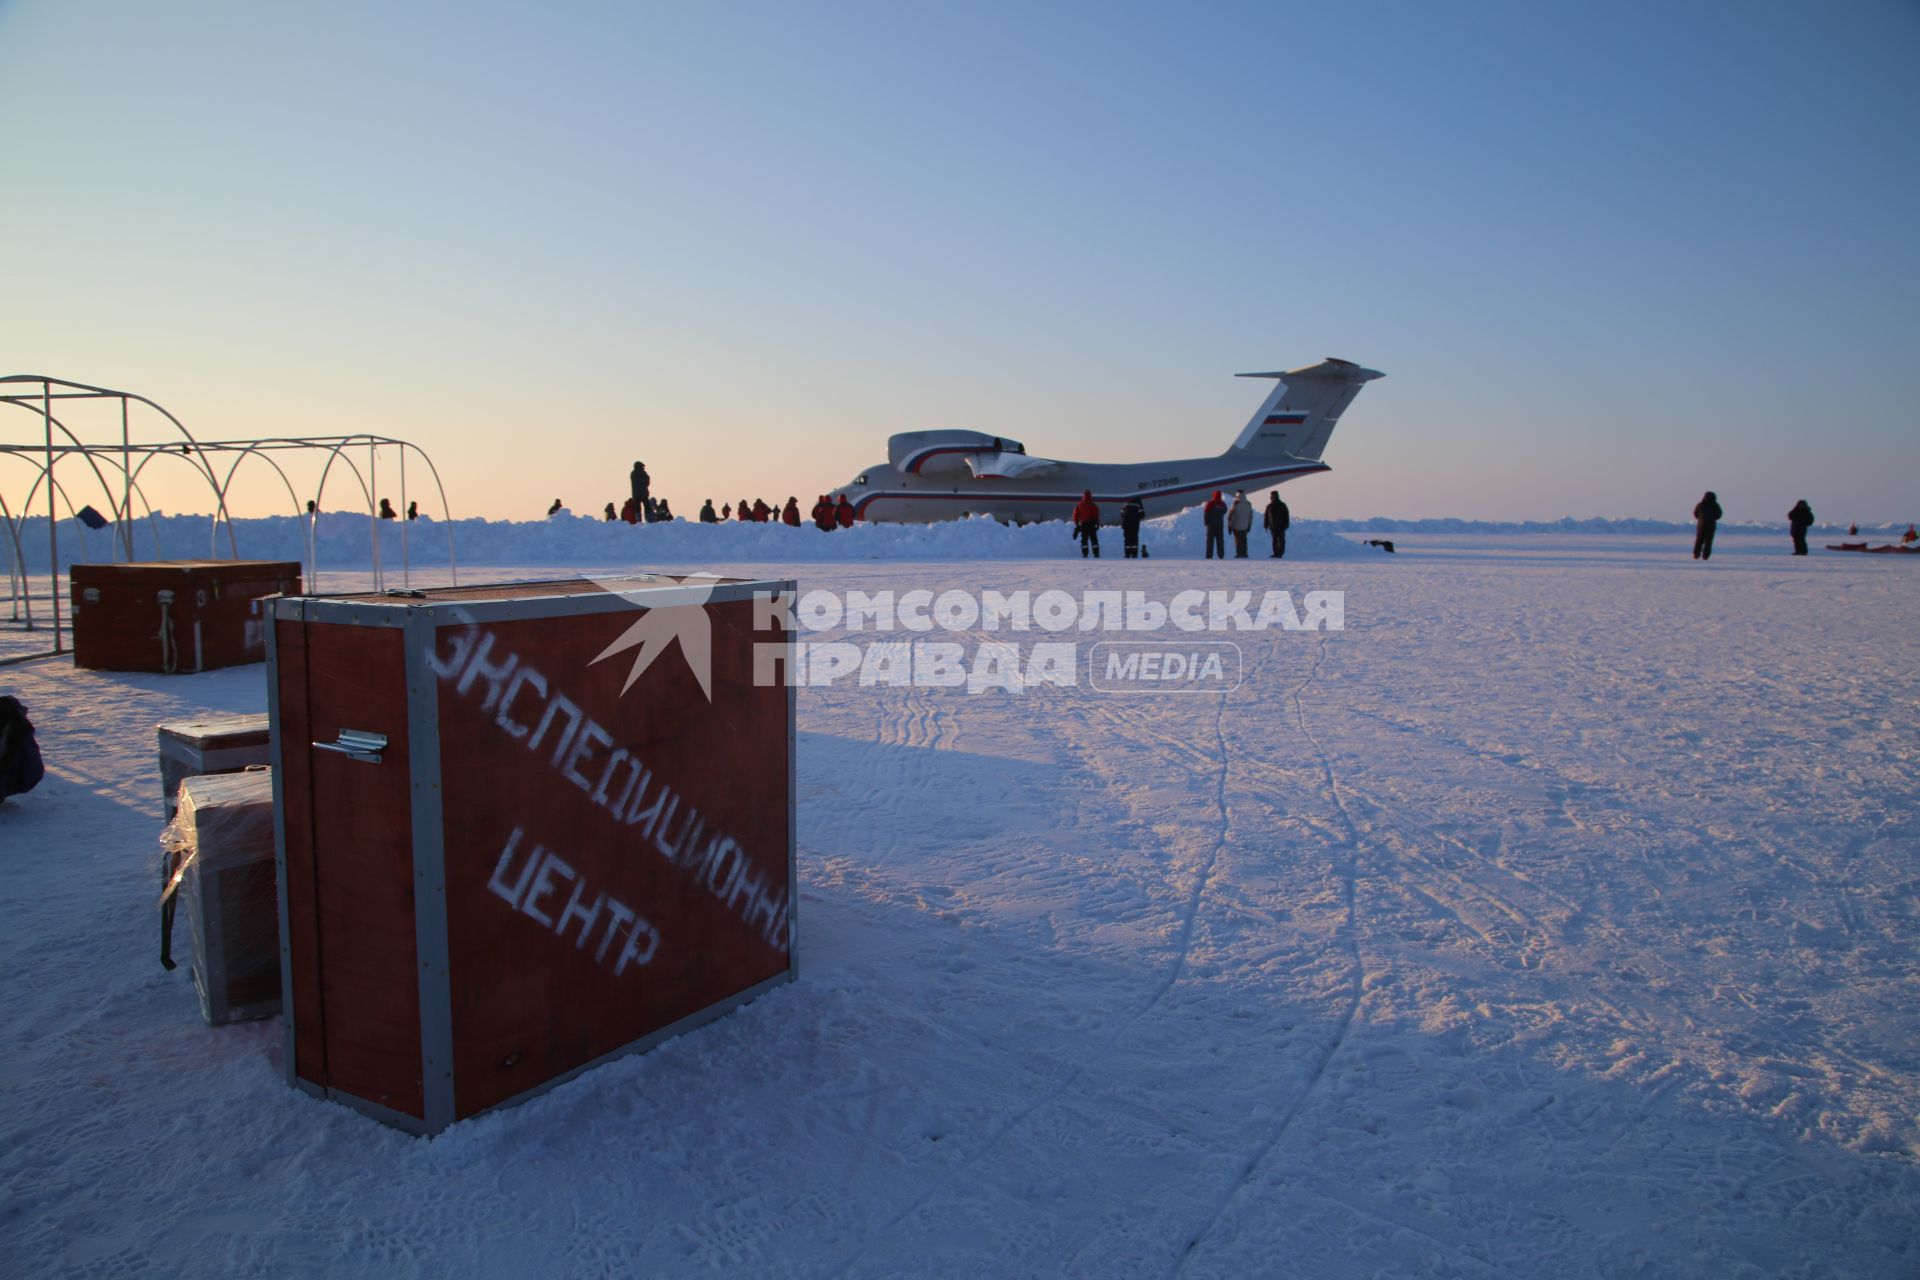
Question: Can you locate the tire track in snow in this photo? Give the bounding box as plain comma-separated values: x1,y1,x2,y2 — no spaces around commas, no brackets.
824,685,1240,1279
1171,634,1368,1276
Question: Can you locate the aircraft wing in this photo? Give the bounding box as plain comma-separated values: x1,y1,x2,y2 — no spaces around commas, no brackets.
967,451,1062,479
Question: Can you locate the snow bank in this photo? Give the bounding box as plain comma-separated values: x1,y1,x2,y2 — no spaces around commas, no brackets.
6,507,1373,571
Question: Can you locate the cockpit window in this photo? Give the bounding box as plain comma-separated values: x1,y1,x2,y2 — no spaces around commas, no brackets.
854,474,869,487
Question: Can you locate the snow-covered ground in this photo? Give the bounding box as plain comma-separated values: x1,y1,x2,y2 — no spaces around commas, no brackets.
2,532,1917,1276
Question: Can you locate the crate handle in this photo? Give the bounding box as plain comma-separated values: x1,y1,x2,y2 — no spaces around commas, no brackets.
312,729,388,764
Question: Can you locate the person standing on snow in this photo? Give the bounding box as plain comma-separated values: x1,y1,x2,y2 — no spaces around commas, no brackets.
1693,491,1723,560
751,498,771,523
782,497,801,527
1264,491,1290,558
0,695,44,807
736,498,753,523
1071,490,1100,558
547,498,564,517
1228,490,1254,558
1787,500,1815,556
630,462,650,512
835,495,856,528
699,499,718,523
1120,496,1145,559
812,495,833,530
1202,491,1228,560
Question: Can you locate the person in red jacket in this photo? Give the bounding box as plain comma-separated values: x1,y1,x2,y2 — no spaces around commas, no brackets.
1202,491,1227,559
812,495,833,530
751,498,771,523
781,497,801,527
1071,489,1100,558
835,494,856,528
736,498,752,522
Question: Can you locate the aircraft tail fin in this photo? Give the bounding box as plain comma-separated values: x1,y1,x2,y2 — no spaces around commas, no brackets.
1228,357,1383,461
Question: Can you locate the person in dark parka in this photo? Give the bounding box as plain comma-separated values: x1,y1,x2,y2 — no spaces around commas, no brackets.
0,696,45,807
1788,500,1814,556
1202,491,1227,560
1264,491,1290,558
1120,497,1145,559
835,495,855,528
782,497,801,527
630,462,650,511
1693,491,1723,560
699,499,719,524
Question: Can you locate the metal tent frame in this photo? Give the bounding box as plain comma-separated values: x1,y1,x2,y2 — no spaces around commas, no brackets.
2,375,459,663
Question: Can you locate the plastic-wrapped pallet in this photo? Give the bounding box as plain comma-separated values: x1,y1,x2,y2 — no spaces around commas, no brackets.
161,769,280,1026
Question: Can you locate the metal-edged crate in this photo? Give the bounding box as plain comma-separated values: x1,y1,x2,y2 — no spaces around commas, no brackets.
174,769,282,1026
72,560,301,673
268,575,797,1135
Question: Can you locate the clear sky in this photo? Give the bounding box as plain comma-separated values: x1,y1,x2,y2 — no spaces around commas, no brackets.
2,0,1915,523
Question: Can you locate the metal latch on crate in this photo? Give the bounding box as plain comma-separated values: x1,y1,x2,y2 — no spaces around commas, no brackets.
312,729,388,763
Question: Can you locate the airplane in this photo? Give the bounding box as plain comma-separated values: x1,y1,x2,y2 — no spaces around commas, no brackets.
835,357,1383,524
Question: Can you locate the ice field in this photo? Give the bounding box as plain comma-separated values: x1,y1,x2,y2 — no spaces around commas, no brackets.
2,529,1917,1277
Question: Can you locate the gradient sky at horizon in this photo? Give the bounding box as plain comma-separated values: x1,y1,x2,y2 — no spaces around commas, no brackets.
2,0,1916,524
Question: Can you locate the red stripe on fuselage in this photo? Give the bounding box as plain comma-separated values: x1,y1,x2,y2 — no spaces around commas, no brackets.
850,462,1328,518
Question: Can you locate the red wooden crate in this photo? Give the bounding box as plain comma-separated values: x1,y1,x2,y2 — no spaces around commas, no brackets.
268,575,796,1134
72,561,302,673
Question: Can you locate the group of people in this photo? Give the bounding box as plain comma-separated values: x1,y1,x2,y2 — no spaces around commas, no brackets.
598,498,675,523
684,495,857,529
1693,492,1827,559
1066,488,1292,560
1201,489,1291,560
563,462,867,532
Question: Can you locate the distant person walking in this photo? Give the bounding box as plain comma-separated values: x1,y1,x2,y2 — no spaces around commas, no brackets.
1228,490,1254,558
1120,496,1145,559
1692,491,1722,560
1787,500,1815,556
1071,490,1101,558
699,499,718,524
0,695,44,807
835,495,855,528
630,462,650,512
547,498,564,517
1202,491,1227,560
1264,491,1290,558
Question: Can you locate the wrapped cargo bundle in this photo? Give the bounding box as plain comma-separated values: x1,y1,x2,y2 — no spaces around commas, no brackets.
160,769,281,1026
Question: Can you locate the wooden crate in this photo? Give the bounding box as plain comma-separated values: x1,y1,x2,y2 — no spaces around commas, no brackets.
158,714,273,820
157,714,274,973
269,575,796,1134
72,560,301,673
174,770,282,1026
